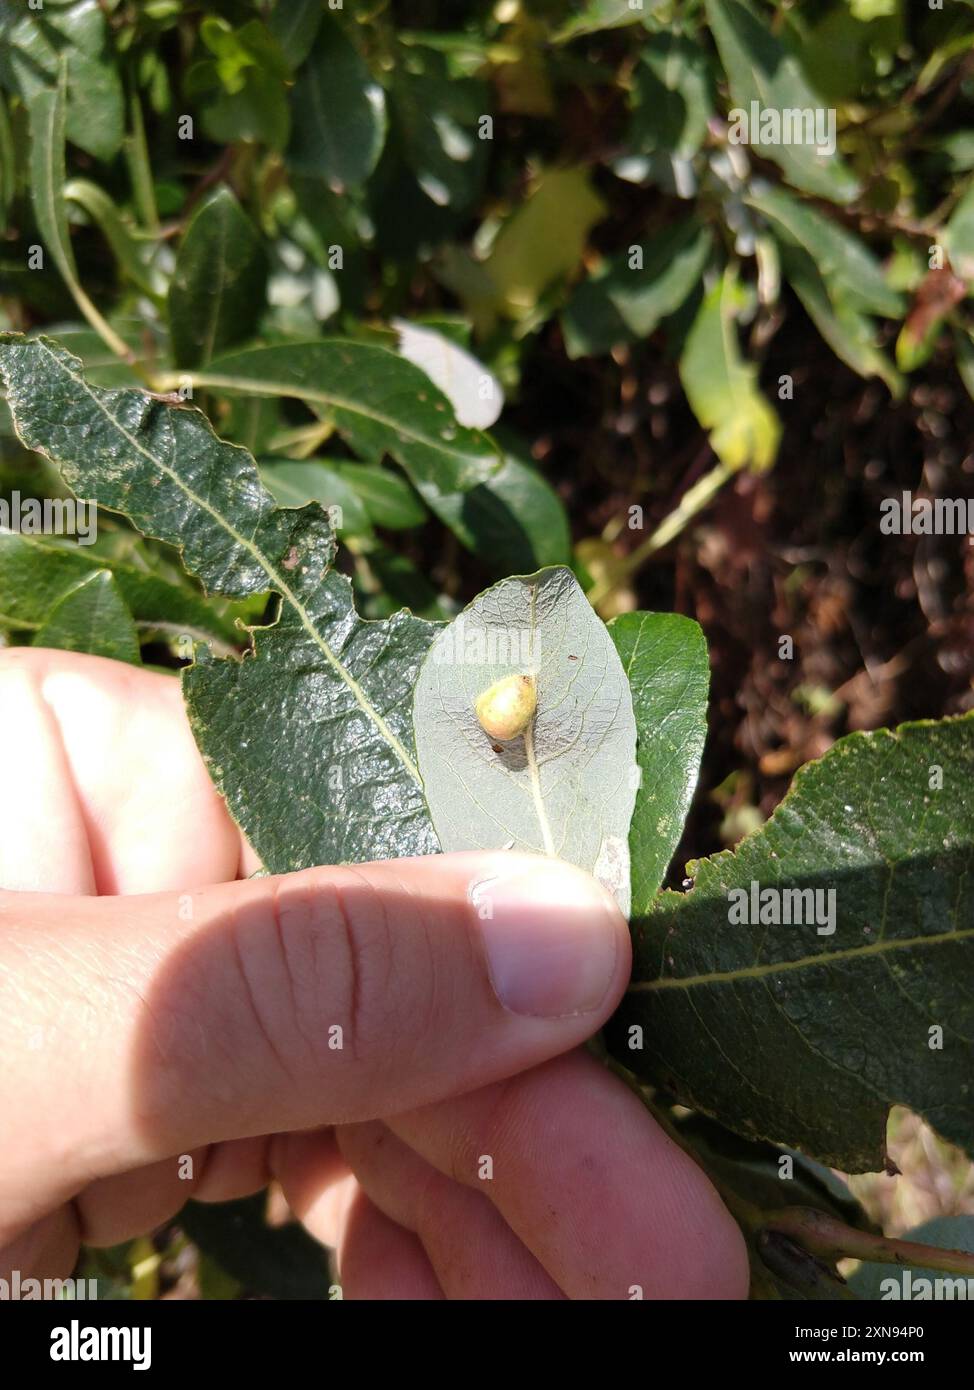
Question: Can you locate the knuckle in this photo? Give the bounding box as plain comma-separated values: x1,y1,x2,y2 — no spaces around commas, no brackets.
316,866,424,1068
241,868,433,1081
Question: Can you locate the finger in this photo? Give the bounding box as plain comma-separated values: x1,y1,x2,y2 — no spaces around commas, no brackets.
0,648,245,893
273,1144,442,1301
0,657,96,893
271,1129,353,1249
71,1137,271,1249
338,1121,564,1299
74,1152,208,1249
193,1136,273,1204
1,852,629,1236
337,1190,445,1301
386,1050,750,1300
0,1207,81,1284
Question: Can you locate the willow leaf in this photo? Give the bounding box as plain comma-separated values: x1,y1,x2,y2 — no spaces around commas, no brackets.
0,332,441,870
34,570,140,665
413,568,638,914
0,528,246,652
173,341,502,500
168,186,267,369
609,611,709,908
27,70,129,360
607,713,974,1172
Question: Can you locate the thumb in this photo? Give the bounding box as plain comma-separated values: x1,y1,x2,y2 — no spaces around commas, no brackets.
1,852,629,1209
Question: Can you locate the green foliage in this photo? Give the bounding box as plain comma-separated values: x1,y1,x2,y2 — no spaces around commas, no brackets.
34,569,140,665
168,187,266,368
3,0,972,547
3,0,974,1301
609,612,709,910
609,714,974,1172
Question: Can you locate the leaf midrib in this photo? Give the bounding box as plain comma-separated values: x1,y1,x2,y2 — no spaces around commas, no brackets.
35,340,422,785
627,920,974,993
523,579,555,855
181,361,491,470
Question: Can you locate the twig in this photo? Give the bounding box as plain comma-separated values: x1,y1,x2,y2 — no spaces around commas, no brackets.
764,1206,974,1278
587,459,735,610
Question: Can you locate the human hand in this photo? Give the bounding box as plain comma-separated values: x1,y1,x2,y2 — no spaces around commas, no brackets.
0,647,747,1299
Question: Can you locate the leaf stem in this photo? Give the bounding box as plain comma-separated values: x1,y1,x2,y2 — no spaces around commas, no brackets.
125,90,159,233
588,460,735,610
762,1206,974,1278
66,281,137,367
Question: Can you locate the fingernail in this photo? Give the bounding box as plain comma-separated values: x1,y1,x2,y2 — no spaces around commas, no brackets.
472,859,623,1018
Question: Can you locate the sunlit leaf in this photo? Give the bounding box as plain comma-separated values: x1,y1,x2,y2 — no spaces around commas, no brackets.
608,712,974,1171
679,269,781,473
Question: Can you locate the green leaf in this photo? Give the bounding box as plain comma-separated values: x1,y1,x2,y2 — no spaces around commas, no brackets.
181,340,502,498
259,459,372,536
26,70,132,362
391,48,488,210
63,178,160,300
267,0,322,69
0,0,124,161
413,567,638,914
168,187,267,370
179,1195,332,1301
705,0,859,203
361,543,447,622
416,453,572,574
676,1113,870,1231
627,35,713,161
787,2,904,107
286,15,386,191
562,220,712,358
187,18,290,151
779,242,903,398
0,528,245,650
609,612,709,910
746,182,902,319
336,462,428,531
482,168,607,320
0,332,441,871
955,328,974,401
849,1217,974,1299
0,92,14,231
679,269,781,473
34,570,140,665
607,712,974,1172
944,180,974,281
552,0,664,43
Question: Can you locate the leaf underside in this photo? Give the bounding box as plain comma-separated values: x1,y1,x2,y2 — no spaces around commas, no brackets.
413,567,638,914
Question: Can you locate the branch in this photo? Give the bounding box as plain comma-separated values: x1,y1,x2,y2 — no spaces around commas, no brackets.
763,1206,974,1278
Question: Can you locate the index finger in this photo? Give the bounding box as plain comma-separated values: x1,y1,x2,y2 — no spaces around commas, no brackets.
0,647,252,894
381,1049,750,1300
